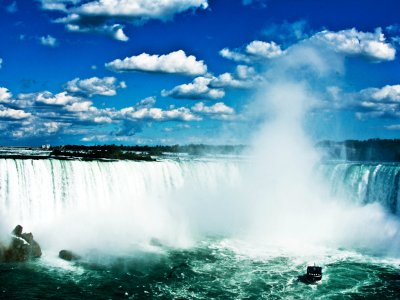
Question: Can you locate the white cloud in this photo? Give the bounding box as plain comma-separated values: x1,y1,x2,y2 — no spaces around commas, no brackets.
0,88,12,103
162,65,262,100
220,28,395,65
40,0,81,11
311,28,395,62
219,48,252,63
161,76,225,100
134,96,157,109
220,40,284,63
35,91,79,106
43,0,208,41
14,87,201,127
236,65,257,79
64,100,94,112
326,86,342,101
359,85,400,102
339,84,400,120
81,135,130,142
385,124,400,130
354,104,398,119
192,102,234,114
10,119,72,138
22,91,102,129
32,90,97,114
65,76,126,96
191,102,235,120
0,107,31,120
43,121,69,134
120,107,201,122
0,82,239,141
94,116,113,123
246,40,283,58
40,35,58,47
210,65,262,89
0,58,2,69
210,73,247,89
106,50,207,76
74,0,208,20
65,22,129,42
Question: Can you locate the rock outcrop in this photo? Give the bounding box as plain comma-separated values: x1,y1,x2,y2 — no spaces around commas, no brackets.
59,250,80,261
0,225,42,262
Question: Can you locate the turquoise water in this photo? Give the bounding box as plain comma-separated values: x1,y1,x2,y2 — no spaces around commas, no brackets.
1,239,399,299
1,159,400,299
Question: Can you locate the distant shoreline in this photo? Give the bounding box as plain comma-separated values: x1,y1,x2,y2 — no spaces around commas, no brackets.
317,139,400,162
0,144,247,161
1,139,400,162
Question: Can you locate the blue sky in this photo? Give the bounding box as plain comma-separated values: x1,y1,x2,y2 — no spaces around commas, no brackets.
0,0,400,145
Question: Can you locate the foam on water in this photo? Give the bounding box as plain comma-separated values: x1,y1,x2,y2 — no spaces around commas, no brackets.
0,156,399,298
0,158,243,254
0,156,399,259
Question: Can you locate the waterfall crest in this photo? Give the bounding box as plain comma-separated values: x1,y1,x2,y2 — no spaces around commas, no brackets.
318,162,400,216
0,158,399,255
0,158,241,251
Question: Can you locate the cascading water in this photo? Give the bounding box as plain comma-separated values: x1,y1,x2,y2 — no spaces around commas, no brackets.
1,157,400,299
0,158,244,253
0,156,399,256
317,162,400,215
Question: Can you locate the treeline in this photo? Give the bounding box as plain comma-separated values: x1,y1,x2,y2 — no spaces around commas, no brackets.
50,147,155,161
49,144,247,161
317,139,400,162
51,144,247,156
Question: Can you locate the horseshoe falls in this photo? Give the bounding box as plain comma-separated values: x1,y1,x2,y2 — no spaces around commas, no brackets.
0,158,243,251
318,162,400,215
0,157,400,299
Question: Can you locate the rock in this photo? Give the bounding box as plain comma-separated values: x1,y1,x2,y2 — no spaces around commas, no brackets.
12,225,23,236
149,238,163,247
0,225,42,262
59,250,80,261
167,262,192,279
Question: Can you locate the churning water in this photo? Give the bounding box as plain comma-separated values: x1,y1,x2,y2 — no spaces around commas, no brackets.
0,157,399,299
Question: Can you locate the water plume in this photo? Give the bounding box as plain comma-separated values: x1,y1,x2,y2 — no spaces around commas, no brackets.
238,39,400,256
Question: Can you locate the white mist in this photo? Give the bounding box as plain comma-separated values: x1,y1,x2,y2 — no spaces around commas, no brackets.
236,42,400,256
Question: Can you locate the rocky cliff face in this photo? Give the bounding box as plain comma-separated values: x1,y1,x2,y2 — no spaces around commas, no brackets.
0,225,42,262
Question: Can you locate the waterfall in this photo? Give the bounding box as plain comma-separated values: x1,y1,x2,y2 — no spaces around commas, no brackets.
0,157,399,255
317,162,400,216
0,158,241,251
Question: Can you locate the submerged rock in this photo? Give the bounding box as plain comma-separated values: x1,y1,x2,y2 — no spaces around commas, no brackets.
0,225,42,262
59,250,80,261
167,262,193,279
149,238,163,247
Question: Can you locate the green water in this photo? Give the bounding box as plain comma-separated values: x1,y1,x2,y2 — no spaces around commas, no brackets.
1,239,399,299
